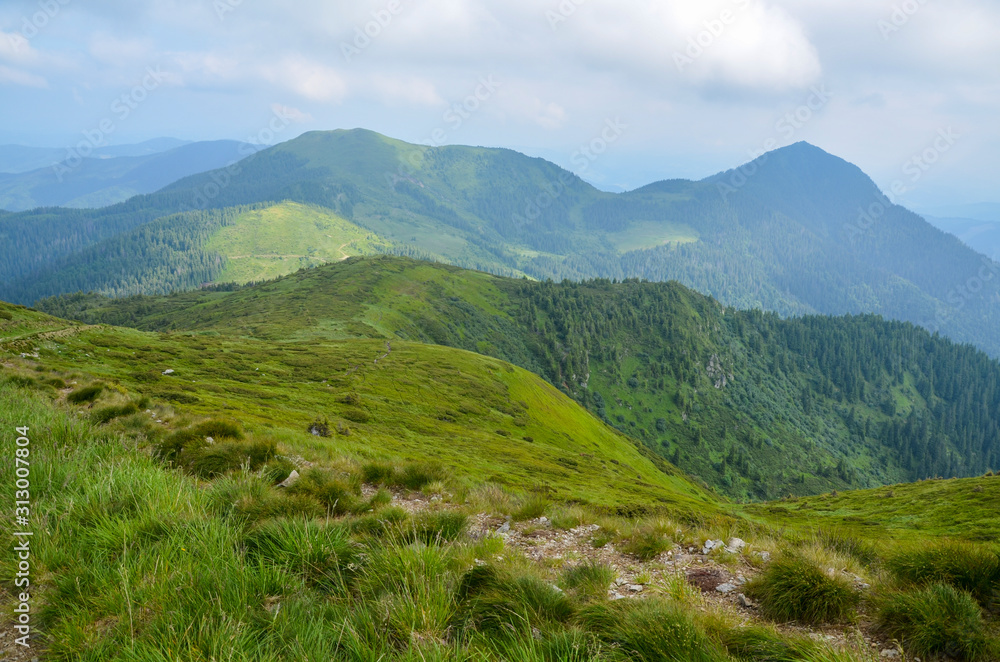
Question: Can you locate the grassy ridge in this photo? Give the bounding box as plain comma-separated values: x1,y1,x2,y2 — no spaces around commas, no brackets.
0,303,715,513
39,256,1000,503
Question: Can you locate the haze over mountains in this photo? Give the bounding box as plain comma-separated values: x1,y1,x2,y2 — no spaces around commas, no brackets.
3,128,1000,360
0,139,250,211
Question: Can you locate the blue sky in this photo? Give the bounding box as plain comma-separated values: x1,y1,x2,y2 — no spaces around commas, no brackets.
0,0,996,207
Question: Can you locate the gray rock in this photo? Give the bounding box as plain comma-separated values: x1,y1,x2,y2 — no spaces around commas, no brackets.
702,539,725,555
737,593,754,608
726,537,747,554
497,521,511,535
627,584,644,593
755,551,771,562
277,470,300,488
715,583,736,594
880,650,900,659
162,369,175,375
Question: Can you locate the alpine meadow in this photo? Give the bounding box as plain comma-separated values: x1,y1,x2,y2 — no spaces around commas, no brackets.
2,2,1000,661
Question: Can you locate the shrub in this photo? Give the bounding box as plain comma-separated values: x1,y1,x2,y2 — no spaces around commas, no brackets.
90,402,140,426
577,599,727,662
512,494,549,522
341,407,371,424
886,542,1000,611
876,584,996,662
307,418,331,437
67,384,103,404
744,555,860,625
562,562,615,602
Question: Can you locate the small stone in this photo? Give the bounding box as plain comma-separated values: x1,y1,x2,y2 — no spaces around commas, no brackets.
737,593,754,608
538,516,548,523
277,470,300,488
610,592,625,601
497,521,510,535
627,584,644,593
756,551,771,562
715,583,736,594
206,437,215,444
702,539,724,555
880,650,900,659
162,369,175,375
726,537,747,554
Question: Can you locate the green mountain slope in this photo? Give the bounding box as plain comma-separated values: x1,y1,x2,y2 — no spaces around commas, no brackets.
0,298,713,512
43,256,1000,501
5,130,1000,358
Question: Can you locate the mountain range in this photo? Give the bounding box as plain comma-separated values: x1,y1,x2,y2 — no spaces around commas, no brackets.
0,139,249,211
3,128,1000,360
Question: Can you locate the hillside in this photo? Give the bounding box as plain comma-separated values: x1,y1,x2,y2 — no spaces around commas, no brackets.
43,256,1000,502
0,138,190,174
4,296,1000,662
0,140,248,211
4,130,1000,360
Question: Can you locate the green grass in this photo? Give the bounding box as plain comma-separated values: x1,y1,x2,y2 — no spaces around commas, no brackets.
885,541,1000,610
744,555,861,625
205,201,395,284
875,584,998,661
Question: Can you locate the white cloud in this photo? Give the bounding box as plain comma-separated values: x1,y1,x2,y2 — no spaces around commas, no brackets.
0,63,47,88
262,56,348,103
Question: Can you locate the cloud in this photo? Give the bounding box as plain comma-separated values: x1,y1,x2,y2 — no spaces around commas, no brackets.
0,64,47,88
261,56,348,103
271,103,312,124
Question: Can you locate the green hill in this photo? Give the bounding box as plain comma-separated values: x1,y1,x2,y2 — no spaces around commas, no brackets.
41,256,1000,502
5,130,1000,358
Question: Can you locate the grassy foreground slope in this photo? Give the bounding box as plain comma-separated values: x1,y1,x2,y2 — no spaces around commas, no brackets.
0,300,712,513
2,302,1000,661
43,256,1000,503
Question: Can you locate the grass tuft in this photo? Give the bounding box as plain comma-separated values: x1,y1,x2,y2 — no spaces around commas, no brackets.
875,583,997,662
886,541,1000,611
67,383,103,403
744,555,860,625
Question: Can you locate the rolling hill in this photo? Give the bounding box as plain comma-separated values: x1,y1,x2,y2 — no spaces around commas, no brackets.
42,256,1000,502
4,129,1000,360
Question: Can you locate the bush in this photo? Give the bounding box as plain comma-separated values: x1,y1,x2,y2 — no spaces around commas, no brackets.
512,494,549,522
90,402,140,426
67,384,103,404
886,542,1000,611
307,418,331,437
562,562,615,602
876,583,996,662
577,599,727,662
744,555,860,625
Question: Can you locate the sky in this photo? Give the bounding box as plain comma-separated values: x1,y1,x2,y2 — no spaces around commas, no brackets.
0,0,996,208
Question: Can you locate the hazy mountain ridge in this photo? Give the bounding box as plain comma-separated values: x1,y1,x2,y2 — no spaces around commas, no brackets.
4,129,1000,358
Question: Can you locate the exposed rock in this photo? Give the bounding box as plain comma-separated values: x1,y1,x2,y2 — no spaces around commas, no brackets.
277,470,300,488
702,539,725,555
496,520,511,535
880,650,900,659
627,584,644,593
162,369,175,375
716,583,736,594
737,593,754,608
726,537,747,554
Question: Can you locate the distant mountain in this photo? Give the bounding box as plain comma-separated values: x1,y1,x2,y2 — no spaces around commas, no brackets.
918,202,1000,223
4,129,1000,358
0,138,191,174
922,214,1000,261
0,140,249,211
